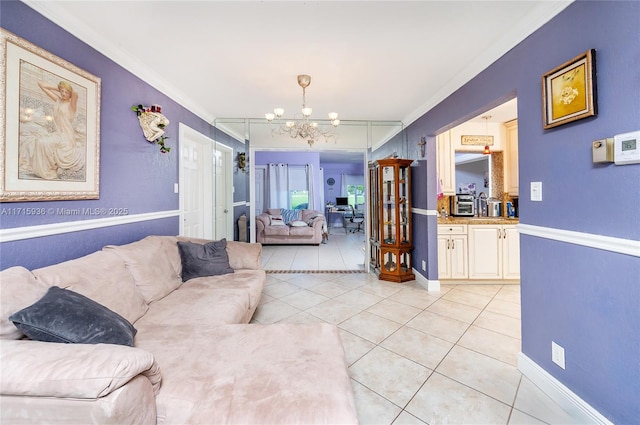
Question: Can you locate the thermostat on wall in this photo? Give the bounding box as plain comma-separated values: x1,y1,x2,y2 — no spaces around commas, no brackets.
614,130,640,165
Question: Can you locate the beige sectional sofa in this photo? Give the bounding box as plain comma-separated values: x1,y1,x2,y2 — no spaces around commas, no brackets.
0,235,357,424
256,208,325,245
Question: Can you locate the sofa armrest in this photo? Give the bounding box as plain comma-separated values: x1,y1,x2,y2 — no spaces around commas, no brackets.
255,214,270,232
0,340,161,399
309,215,326,230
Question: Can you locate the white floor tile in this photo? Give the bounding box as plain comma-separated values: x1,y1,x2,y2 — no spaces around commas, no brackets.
351,379,403,425
406,373,512,425
350,346,432,407
436,345,521,405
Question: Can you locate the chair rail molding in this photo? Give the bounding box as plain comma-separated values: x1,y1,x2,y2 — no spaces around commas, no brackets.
0,210,179,242
517,223,640,257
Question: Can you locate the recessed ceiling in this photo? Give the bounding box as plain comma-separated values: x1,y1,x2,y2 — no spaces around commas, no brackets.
25,1,569,145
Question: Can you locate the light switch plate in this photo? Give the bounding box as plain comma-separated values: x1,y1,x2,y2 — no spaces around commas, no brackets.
530,182,542,201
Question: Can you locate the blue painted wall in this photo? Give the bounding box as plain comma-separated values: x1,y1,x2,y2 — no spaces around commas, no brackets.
389,1,639,422
0,1,244,270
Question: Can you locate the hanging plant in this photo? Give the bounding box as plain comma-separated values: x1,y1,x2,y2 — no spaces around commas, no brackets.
131,104,171,153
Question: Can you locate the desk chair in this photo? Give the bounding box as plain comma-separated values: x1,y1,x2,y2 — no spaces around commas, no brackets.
347,205,364,233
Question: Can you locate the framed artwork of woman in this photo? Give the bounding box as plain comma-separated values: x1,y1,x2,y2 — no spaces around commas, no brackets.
1,29,101,201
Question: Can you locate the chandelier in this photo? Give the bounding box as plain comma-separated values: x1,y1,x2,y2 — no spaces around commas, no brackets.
265,74,340,147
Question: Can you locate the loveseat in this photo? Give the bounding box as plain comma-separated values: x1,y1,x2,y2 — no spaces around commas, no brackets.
0,235,358,424
256,208,325,245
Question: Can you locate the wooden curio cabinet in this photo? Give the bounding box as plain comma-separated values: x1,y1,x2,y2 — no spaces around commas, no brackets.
368,158,414,282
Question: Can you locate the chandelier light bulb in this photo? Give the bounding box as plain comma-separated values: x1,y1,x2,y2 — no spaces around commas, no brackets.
310,122,318,128
286,121,295,128
302,107,312,117
265,113,275,121
332,119,340,127
328,112,338,120
274,108,284,117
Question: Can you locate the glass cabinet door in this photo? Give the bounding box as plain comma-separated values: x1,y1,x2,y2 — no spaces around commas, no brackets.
398,164,411,245
382,166,396,245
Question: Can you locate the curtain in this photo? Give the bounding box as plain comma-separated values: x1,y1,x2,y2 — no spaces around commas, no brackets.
341,173,348,197
306,163,315,209
268,163,288,209
318,167,325,210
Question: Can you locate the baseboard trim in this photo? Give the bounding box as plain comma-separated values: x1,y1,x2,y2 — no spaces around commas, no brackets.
518,353,613,425
412,268,440,291
517,223,640,257
0,210,180,242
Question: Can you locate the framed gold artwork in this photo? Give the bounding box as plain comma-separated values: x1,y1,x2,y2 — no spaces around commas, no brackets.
542,49,597,130
1,29,101,202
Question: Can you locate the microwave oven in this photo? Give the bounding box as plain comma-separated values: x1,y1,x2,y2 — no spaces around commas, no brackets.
451,194,475,216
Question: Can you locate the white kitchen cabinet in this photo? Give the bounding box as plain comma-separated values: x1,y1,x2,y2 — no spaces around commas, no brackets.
504,120,519,196
502,225,521,279
436,131,455,195
468,224,520,280
437,225,468,279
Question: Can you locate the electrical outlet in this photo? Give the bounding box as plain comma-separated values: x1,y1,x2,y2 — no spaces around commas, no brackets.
552,341,565,369
421,260,426,271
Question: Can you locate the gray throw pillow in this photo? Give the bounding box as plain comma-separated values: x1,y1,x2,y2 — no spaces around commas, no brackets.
9,286,137,346
177,239,234,282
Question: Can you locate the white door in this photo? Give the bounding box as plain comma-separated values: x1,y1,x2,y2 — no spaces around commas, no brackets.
214,142,233,240
179,123,213,239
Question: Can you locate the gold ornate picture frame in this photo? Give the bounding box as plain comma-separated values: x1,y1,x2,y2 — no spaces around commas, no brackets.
542,49,597,130
1,29,101,202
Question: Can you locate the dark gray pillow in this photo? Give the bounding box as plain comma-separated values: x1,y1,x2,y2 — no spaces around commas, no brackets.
177,239,234,282
9,286,136,346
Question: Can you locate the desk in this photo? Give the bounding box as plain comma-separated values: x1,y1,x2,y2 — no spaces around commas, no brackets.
325,207,349,234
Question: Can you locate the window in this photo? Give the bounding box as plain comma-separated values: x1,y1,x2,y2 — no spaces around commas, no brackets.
347,184,365,207
289,166,309,209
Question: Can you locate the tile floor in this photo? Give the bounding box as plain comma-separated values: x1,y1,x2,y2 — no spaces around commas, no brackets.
255,235,577,424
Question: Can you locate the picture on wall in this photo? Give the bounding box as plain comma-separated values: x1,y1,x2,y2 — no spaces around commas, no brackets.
542,49,597,130
0,29,101,202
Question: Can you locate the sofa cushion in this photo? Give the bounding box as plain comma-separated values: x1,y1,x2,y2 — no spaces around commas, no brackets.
9,286,137,346
289,220,308,227
0,266,49,340
32,250,149,324
266,208,282,216
135,323,358,425
264,225,291,237
177,239,234,282
146,235,181,279
269,215,285,226
104,238,182,304
289,226,316,237
280,208,300,224
226,241,262,270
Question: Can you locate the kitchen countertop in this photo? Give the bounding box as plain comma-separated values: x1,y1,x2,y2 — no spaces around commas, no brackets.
438,216,519,225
